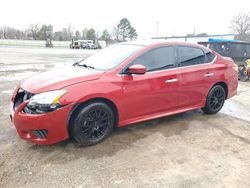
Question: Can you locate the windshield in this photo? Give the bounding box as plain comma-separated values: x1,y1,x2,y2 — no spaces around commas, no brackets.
78,44,143,70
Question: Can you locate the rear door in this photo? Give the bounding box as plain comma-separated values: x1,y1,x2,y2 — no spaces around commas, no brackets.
121,46,180,120
176,46,218,108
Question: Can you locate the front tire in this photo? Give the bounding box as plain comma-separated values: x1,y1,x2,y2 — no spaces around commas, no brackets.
71,102,114,146
202,85,226,114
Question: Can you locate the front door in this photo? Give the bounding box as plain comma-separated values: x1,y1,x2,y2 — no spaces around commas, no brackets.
121,46,180,121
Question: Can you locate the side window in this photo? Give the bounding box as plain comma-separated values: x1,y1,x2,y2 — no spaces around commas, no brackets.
205,51,215,62
178,46,206,67
132,46,176,72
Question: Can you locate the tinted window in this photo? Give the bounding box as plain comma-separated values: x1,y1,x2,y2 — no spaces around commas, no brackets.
178,46,205,67
203,48,216,63
206,51,215,62
132,46,176,71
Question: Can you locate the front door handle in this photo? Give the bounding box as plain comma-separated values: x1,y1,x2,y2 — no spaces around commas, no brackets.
165,78,178,83
204,73,214,77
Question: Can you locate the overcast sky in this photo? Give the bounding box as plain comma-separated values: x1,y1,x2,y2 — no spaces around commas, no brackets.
0,0,249,39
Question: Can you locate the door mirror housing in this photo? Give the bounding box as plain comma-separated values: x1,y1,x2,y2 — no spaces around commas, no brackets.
127,64,147,75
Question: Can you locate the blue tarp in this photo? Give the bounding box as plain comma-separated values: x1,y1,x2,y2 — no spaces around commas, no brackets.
208,38,242,43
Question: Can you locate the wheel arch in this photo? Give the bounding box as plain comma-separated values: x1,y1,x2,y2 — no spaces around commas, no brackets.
67,97,119,137
211,81,228,98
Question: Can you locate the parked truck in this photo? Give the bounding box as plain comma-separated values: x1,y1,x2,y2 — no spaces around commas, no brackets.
69,39,96,49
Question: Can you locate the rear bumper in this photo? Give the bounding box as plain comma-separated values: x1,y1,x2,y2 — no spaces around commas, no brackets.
11,101,74,145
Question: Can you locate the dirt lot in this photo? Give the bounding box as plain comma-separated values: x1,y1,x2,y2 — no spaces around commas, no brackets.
1,46,250,188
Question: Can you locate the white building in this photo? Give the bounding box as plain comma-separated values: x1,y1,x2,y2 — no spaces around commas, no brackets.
152,34,236,43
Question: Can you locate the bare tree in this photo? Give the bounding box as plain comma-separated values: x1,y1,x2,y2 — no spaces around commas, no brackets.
59,25,74,41
231,12,250,41
27,24,40,40
0,26,26,39
67,24,74,40
0,26,10,39
82,28,88,40
111,25,120,41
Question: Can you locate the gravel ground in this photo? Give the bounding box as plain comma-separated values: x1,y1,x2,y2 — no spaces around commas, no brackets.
0,46,250,188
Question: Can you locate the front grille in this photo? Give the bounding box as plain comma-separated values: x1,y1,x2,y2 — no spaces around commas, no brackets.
32,130,48,139
13,89,33,111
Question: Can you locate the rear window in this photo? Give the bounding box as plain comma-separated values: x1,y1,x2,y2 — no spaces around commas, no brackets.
178,46,206,67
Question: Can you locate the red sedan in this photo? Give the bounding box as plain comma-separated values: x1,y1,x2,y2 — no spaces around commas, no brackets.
11,41,238,146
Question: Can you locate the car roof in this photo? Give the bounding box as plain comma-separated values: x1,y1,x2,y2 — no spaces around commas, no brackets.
120,40,207,50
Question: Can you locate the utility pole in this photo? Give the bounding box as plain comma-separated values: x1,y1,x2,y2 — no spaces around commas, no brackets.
156,21,159,37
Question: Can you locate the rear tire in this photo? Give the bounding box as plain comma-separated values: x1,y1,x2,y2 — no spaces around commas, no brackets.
202,85,226,114
71,102,114,146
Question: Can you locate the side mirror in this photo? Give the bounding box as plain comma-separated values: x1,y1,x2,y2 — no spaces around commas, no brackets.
127,64,147,75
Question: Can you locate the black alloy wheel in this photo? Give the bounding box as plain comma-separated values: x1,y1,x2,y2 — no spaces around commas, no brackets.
202,85,226,114
71,102,115,146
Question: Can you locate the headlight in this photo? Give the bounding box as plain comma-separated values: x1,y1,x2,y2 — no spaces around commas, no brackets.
26,90,67,114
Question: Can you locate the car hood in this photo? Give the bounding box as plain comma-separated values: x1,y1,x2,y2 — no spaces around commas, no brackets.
20,66,105,94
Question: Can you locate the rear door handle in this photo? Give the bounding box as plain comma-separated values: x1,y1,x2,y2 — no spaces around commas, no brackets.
204,73,214,77
165,78,178,83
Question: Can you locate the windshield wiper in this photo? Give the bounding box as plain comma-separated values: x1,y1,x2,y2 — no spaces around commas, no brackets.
73,62,95,69
73,58,84,66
